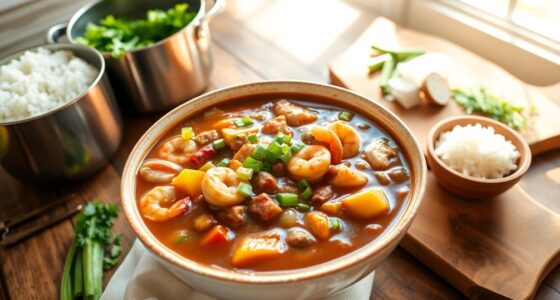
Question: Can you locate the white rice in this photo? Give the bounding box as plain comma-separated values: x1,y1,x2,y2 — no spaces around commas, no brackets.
435,123,520,179
0,47,98,122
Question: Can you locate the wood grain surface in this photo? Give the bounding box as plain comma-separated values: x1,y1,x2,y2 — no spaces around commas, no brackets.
0,1,558,299
329,17,560,300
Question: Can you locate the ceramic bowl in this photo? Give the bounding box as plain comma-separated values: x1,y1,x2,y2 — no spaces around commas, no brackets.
426,115,531,200
121,81,427,300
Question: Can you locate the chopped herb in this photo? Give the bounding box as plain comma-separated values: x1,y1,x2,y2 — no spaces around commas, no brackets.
237,182,253,197
262,161,272,172
297,203,311,211
234,118,246,127
243,157,263,172
337,111,354,121
217,158,230,167
181,127,194,140
265,141,283,163
301,187,313,200
213,139,226,150
236,167,254,181
290,140,305,153
251,145,267,160
242,117,254,126
247,133,258,144
329,218,343,231
171,230,196,245
276,193,299,207
297,179,311,190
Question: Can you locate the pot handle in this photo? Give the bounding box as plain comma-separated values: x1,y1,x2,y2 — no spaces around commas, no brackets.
46,23,68,44
195,0,225,37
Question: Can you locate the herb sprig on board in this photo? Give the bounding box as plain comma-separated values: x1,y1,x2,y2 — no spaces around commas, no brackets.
76,4,196,59
452,87,531,130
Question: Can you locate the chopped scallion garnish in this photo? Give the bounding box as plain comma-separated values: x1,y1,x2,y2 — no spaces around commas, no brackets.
243,157,263,172
181,127,194,140
297,203,311,211
329,218,343,231
276,193,299,207
217,158,230,167
290,140,305,153
247,133,258,144
213,138,226,150
199,162,215,171
265,141,283,163
236,167,254,181
237,182,253,197
251,145,267,160
242,117,254,126
338,111,354,121
234,118,246,127
298,179,310,190
280,149,292,163
301,187,313,200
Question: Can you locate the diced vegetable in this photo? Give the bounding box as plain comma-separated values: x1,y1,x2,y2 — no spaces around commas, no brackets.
236,167,254,181
242,117,254,126
320,201,343,215
243,157,263,172
297,203,310,211
276,193,299,207
247,133,258,144
213,139,226,150
290,140,305,153
337,111,354,122
329,218,343,231
231,231,287,267
305,211,331,240
278,209,298,228
341,188,390,219
221,126,259,144
279,148,292,163
234,118,246,127
262,161,272,172
172,169,205,197
181,127,194,140
251,145,267,160
172,230,197,245
274,132,291,144
201,225,233,246
198,162,215,172
217,158,231,167
301,187,313,200
265,141,283,163
185,144,218,167
237,182,253,197
213,118,236,130
193,214,217,232
229,159,243,171
298,179,310,190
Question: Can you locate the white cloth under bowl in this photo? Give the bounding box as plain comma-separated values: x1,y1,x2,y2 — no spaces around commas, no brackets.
101,240,375,300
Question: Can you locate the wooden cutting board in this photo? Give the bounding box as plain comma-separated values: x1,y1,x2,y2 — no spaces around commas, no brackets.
329,17,560,299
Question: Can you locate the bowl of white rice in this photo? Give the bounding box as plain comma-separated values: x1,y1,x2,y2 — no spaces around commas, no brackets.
426,115,531,199
0,44,122,184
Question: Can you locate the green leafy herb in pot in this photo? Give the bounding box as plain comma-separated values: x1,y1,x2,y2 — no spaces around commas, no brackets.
76,4,196,59
452,87,531,130
60,201,121,300
368,44,425,95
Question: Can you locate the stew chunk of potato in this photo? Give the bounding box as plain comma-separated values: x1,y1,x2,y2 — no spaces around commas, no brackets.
232,231,287,267
341,188,390,219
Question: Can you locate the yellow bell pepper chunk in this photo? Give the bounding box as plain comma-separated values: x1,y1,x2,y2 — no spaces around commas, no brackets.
221,126,259,145
172,169,205,197
341,188,390,219
232,231,287,267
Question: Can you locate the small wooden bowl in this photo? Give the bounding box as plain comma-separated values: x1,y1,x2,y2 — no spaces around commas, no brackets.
426,115,531,199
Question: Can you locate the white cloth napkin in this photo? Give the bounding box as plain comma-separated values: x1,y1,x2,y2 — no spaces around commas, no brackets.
102,240,375,300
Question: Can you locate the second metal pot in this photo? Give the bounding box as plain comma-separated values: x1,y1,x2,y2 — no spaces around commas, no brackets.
46,0,224,113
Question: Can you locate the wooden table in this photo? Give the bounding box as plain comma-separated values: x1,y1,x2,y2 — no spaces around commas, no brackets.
0,1,559,299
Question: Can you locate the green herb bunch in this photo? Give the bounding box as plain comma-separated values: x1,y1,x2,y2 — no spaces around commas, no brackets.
76,4,196,58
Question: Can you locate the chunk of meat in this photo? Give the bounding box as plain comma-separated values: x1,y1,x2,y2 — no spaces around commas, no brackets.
273,99,317,126
232,231,287,267
248,193,282,221
311,185,333,204
262,115,292,135
277,179,299,194
252,172,278,194
286,228,316,248
364,138,399,170
271,161,285,177
217,205,247,227
387,167,409,183
193,214,217,232
229,135,248,151
233,144,257,162
185,144,218,168
194,130,219,146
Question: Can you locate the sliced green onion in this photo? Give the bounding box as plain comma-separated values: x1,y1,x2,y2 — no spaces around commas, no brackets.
247,133,258,144
217,158,230,167
237,182,253,197
338,111,354,121
297,179,310,190
297,203,311,211
181,127,194,140
242,117,254,126
234,118,246,127
251,145,267,160
280,149,292,163
276,193,299,207
275,132,286,144
262,161,272,172
301,187,313,200
243,157,263,172
213,139,226,150
172,230,196,245
265,141,283,163
290,140,305,153
236,167,254,181
329,218,343,231
199,162,216,171
284,134,292,144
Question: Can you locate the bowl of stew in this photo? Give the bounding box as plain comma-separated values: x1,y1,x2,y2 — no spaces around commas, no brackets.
121,81,427,300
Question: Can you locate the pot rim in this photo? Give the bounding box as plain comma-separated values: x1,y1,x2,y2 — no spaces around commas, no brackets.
65,0,206,57
0,43,106,126
121,80,427,284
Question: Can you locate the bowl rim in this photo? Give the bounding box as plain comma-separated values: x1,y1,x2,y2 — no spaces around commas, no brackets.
0,43,106,126
426,115,532,183
121,80,427,284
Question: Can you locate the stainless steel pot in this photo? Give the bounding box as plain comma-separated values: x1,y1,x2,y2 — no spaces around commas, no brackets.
0,44,122,185
46,0,224,113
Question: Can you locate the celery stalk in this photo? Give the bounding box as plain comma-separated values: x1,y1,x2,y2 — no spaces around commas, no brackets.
73,248,84,297
60,239,78,300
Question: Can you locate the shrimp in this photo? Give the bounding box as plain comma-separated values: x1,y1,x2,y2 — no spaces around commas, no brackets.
274,99,317,126
327,121,360,158
201,167,247,207
287,145,331,181
157,136,198,165
329,164,369,188
140,186,190,222
310,126,343,164
139,159,183,183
